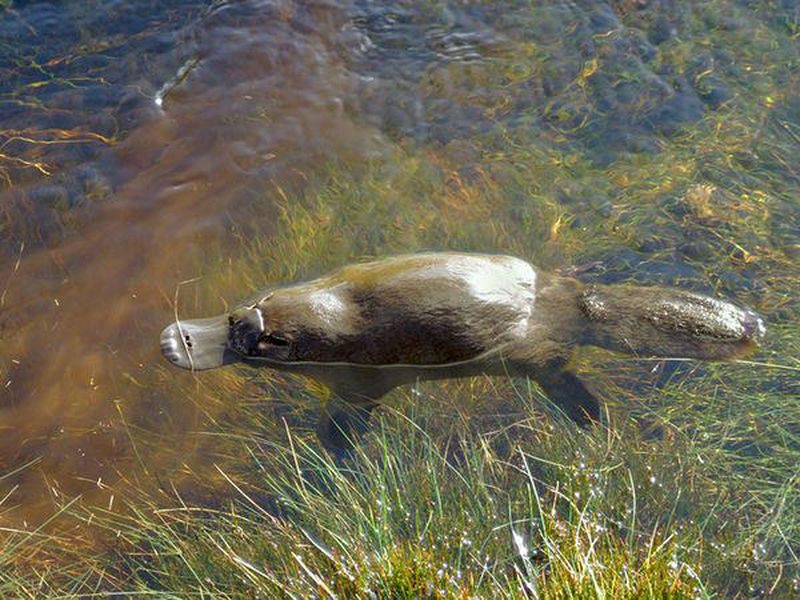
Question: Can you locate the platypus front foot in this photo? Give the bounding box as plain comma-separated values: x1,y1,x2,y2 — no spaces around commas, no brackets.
557,261,606,279
316,396,378,453
536,371,601,427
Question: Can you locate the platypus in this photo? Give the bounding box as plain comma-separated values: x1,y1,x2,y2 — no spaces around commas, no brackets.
160,253,765,450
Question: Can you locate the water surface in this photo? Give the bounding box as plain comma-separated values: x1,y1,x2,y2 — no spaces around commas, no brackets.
0,2,797,582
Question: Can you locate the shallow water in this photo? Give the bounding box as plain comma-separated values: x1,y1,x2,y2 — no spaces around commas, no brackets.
0,0,394,523
0,0,797,557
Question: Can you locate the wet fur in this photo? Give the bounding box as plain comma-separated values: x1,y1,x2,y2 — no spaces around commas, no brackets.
166,253,765,451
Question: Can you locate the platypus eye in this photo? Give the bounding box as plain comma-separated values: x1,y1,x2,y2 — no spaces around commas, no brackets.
256,331,291,353
264,331,290,346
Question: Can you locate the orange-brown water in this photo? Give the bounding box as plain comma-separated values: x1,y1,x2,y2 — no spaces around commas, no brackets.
0,0,393,525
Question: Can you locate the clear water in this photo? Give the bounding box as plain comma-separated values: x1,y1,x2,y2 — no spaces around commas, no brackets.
0,0,797,549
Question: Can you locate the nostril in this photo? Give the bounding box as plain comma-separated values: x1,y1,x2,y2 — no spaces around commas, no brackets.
160,314,230,370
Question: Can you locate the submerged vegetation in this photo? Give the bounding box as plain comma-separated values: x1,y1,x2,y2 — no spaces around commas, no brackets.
4,345,800,597
1,0,799,597
4,143,798,595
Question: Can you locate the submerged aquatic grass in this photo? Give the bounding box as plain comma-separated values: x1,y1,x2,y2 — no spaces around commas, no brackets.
8,357,799,597
37,394,718,597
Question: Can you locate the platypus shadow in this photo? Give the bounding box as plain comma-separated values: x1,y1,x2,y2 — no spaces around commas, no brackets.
160,253,765,452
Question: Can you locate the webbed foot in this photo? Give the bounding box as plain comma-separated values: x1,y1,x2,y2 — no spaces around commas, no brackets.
316,396,378,452
557,261,605,279
536,371,601,427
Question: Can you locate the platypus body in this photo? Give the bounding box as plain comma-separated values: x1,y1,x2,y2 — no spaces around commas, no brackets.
160,253,765,450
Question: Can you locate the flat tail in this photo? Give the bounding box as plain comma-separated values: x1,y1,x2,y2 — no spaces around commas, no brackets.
580,285,766,361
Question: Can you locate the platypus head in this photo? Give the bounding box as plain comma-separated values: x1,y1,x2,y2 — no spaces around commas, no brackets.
579,284,766,361
160,306,293,370
227,306,293,362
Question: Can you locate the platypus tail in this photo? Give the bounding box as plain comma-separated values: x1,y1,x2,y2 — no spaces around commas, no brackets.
578,284,765,361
